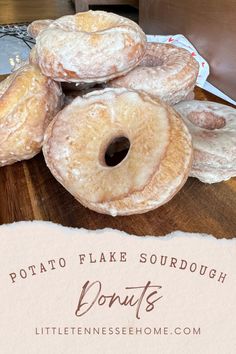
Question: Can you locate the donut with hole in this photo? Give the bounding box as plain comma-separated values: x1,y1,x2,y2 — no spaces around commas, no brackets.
174,100,236,183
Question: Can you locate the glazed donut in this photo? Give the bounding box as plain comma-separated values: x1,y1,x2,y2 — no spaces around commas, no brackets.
174,100,236,183
43,88,192,216
110,43,199,105
27,19,53,38
0,63,62,166
32,11,146,83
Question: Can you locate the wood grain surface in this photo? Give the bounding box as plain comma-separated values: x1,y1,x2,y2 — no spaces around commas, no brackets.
0,0,235,238
0,0,74,24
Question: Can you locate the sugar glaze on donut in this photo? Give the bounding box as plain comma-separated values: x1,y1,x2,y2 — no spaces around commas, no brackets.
33,11,146,83
110,43,199,105
43,88,192,216
175,100,236,183
27,19,54,38
0,63,62,166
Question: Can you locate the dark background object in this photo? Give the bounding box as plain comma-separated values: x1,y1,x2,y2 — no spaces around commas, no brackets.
139,0,236,101
74,0,138,12
89,4,138,22
73,0,139,22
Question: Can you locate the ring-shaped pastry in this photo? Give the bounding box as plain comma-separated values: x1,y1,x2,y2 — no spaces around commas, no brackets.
175,100,236,183
43,88,193,215
110,43,199,105
32,11,146,83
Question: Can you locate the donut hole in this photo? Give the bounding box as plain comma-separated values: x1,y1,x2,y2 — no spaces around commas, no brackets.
187,111,226,130
54,12,119,33
103,136,130,167
141,54,164,68
74,12,119,33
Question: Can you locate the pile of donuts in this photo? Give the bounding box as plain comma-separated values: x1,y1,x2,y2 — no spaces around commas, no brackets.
1,11,235,216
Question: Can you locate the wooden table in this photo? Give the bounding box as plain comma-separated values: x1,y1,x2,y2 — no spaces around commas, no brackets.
0,1,235,238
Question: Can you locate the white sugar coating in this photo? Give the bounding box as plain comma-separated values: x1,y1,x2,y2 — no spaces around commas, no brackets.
90,173,186,216
27,19,54,38
44,88,170,202
175,100,236,183
43,88,192,216
110,42,199,105
33,11,146,83
190,166,236,184
175,101,236,154
0,63,63,166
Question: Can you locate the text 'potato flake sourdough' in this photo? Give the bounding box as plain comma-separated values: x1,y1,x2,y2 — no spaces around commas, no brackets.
31,11,147,83
43,88,193,216
175,100,236,184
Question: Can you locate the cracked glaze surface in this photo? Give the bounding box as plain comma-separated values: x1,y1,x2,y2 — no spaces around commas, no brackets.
175,100,236,183
32,11,146,83
0,63,62,166
110,43,199,105
27,19,54,38
43,88,192,216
